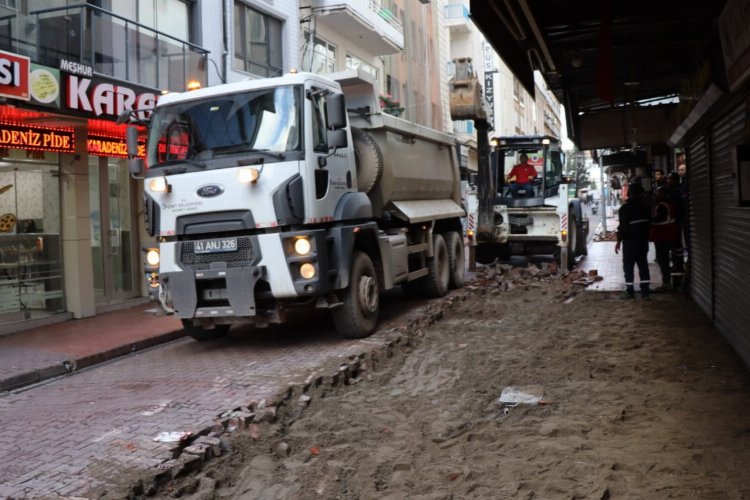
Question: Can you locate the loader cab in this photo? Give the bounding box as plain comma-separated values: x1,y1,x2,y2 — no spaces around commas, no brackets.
493,135,563,207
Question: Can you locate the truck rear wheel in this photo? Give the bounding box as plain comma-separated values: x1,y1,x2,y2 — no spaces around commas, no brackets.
422,233,450,298
333,251,379,339
445,231,465,289
181,320,230,342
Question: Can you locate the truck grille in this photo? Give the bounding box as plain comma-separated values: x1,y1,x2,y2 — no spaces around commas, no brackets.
180,236,256,270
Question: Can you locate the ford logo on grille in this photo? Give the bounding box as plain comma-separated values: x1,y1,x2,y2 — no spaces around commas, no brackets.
196,184,224,197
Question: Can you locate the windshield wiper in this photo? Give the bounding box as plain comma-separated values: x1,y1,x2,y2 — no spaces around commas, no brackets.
154,158,206,174
211,144,286,160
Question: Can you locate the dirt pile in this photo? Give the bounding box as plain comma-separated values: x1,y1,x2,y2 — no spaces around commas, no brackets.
110,267,750,499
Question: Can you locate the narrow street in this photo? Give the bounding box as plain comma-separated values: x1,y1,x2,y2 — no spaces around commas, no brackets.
3,243,750,499
111,265,750,500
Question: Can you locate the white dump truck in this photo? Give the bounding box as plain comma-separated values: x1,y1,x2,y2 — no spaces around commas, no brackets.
124,69,465,341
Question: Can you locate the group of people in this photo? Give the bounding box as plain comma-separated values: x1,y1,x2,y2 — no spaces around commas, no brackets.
615,162,688,299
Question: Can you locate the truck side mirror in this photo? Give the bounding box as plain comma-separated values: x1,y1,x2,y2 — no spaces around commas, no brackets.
128,158,145,176
126,126,140,157
125,126,144,177
327,129,347,149
326,93,347,130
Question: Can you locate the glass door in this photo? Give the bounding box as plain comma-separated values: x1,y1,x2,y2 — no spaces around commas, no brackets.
0,156,64,325
89,157,138,305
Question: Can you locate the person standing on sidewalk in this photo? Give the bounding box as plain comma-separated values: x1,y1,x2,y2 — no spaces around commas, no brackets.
649,186,680,290
615,181,651,299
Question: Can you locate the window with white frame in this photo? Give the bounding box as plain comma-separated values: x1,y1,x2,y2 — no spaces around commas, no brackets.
234,2,283,77
346,53,378,79
0,0,16,9
302,33,336,74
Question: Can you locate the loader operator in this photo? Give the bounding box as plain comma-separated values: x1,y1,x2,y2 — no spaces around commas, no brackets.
507,154,538,197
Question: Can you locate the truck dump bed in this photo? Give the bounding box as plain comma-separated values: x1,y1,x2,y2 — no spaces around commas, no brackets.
330,69,463,222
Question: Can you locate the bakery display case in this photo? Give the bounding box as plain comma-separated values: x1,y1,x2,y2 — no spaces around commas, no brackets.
0,232,63,319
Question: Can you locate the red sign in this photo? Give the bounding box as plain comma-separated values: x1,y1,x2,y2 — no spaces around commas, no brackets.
0,49,30,101
0,123,74,153
88,134,145,158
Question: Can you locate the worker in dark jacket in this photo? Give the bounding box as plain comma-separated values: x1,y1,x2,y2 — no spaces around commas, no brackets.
615,181,651,299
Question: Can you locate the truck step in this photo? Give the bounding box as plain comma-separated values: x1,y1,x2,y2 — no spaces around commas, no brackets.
407,268,429,280
408,243,428,254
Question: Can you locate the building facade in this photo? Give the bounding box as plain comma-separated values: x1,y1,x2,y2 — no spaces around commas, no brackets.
0,0,208,333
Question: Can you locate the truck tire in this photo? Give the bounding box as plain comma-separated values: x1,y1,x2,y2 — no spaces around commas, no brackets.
445,231,465,289
181,320,230,342
578,217,588,256
422,233,450,298
352,128,384,194
333,251,379,338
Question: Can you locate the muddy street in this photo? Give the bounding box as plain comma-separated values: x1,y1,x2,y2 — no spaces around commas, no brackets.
123,270,750,500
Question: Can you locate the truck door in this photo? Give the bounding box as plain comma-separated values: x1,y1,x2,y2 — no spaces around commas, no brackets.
306,85,353,222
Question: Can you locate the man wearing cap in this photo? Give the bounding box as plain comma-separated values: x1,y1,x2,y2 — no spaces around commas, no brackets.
615,180,651,299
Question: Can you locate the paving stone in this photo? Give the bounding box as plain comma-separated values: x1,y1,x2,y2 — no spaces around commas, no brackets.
0,297,450,498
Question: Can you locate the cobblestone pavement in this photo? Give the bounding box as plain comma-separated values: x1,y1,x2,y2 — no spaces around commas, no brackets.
0,296,432,499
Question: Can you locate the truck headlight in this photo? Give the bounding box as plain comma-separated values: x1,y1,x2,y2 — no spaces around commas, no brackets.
148,177,171,193
294,237,312,256
146,248,160,267
299,262,316,279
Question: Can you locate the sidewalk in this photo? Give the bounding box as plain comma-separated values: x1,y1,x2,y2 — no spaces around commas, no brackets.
0,303,183,392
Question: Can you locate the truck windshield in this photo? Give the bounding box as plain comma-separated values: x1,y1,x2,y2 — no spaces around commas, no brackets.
146,85,301,167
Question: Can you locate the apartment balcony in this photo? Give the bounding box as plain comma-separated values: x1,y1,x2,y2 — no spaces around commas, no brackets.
309,0,404,55
0,4,208,92
445,3,471,34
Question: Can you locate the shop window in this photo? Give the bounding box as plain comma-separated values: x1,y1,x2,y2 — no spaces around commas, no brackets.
233,2,282,77
0,153,64,324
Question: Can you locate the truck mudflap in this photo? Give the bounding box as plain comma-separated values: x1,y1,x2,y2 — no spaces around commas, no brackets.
161,266,266,319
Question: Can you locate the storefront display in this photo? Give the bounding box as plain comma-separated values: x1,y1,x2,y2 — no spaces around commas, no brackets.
0,151,64,323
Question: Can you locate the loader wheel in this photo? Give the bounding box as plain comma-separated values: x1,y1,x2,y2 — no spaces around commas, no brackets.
568,214,578,267
333,251,379,338
445,231,465,289
422,234,450,298
182,320,230,342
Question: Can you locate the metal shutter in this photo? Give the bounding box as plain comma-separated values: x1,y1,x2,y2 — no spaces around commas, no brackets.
710,95,750,363
687,134,712,317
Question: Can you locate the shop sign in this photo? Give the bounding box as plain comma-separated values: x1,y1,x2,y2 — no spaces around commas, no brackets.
29,64,61,107
59,58,93,78
88,134,145,158
0,123,75,153
0,49,30,101
65,75,158,121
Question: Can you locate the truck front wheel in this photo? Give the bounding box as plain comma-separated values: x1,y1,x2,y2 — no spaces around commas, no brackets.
181,320,230,342
333,251,379,339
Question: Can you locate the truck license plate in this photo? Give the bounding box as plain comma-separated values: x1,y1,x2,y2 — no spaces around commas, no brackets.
193,237,238,254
